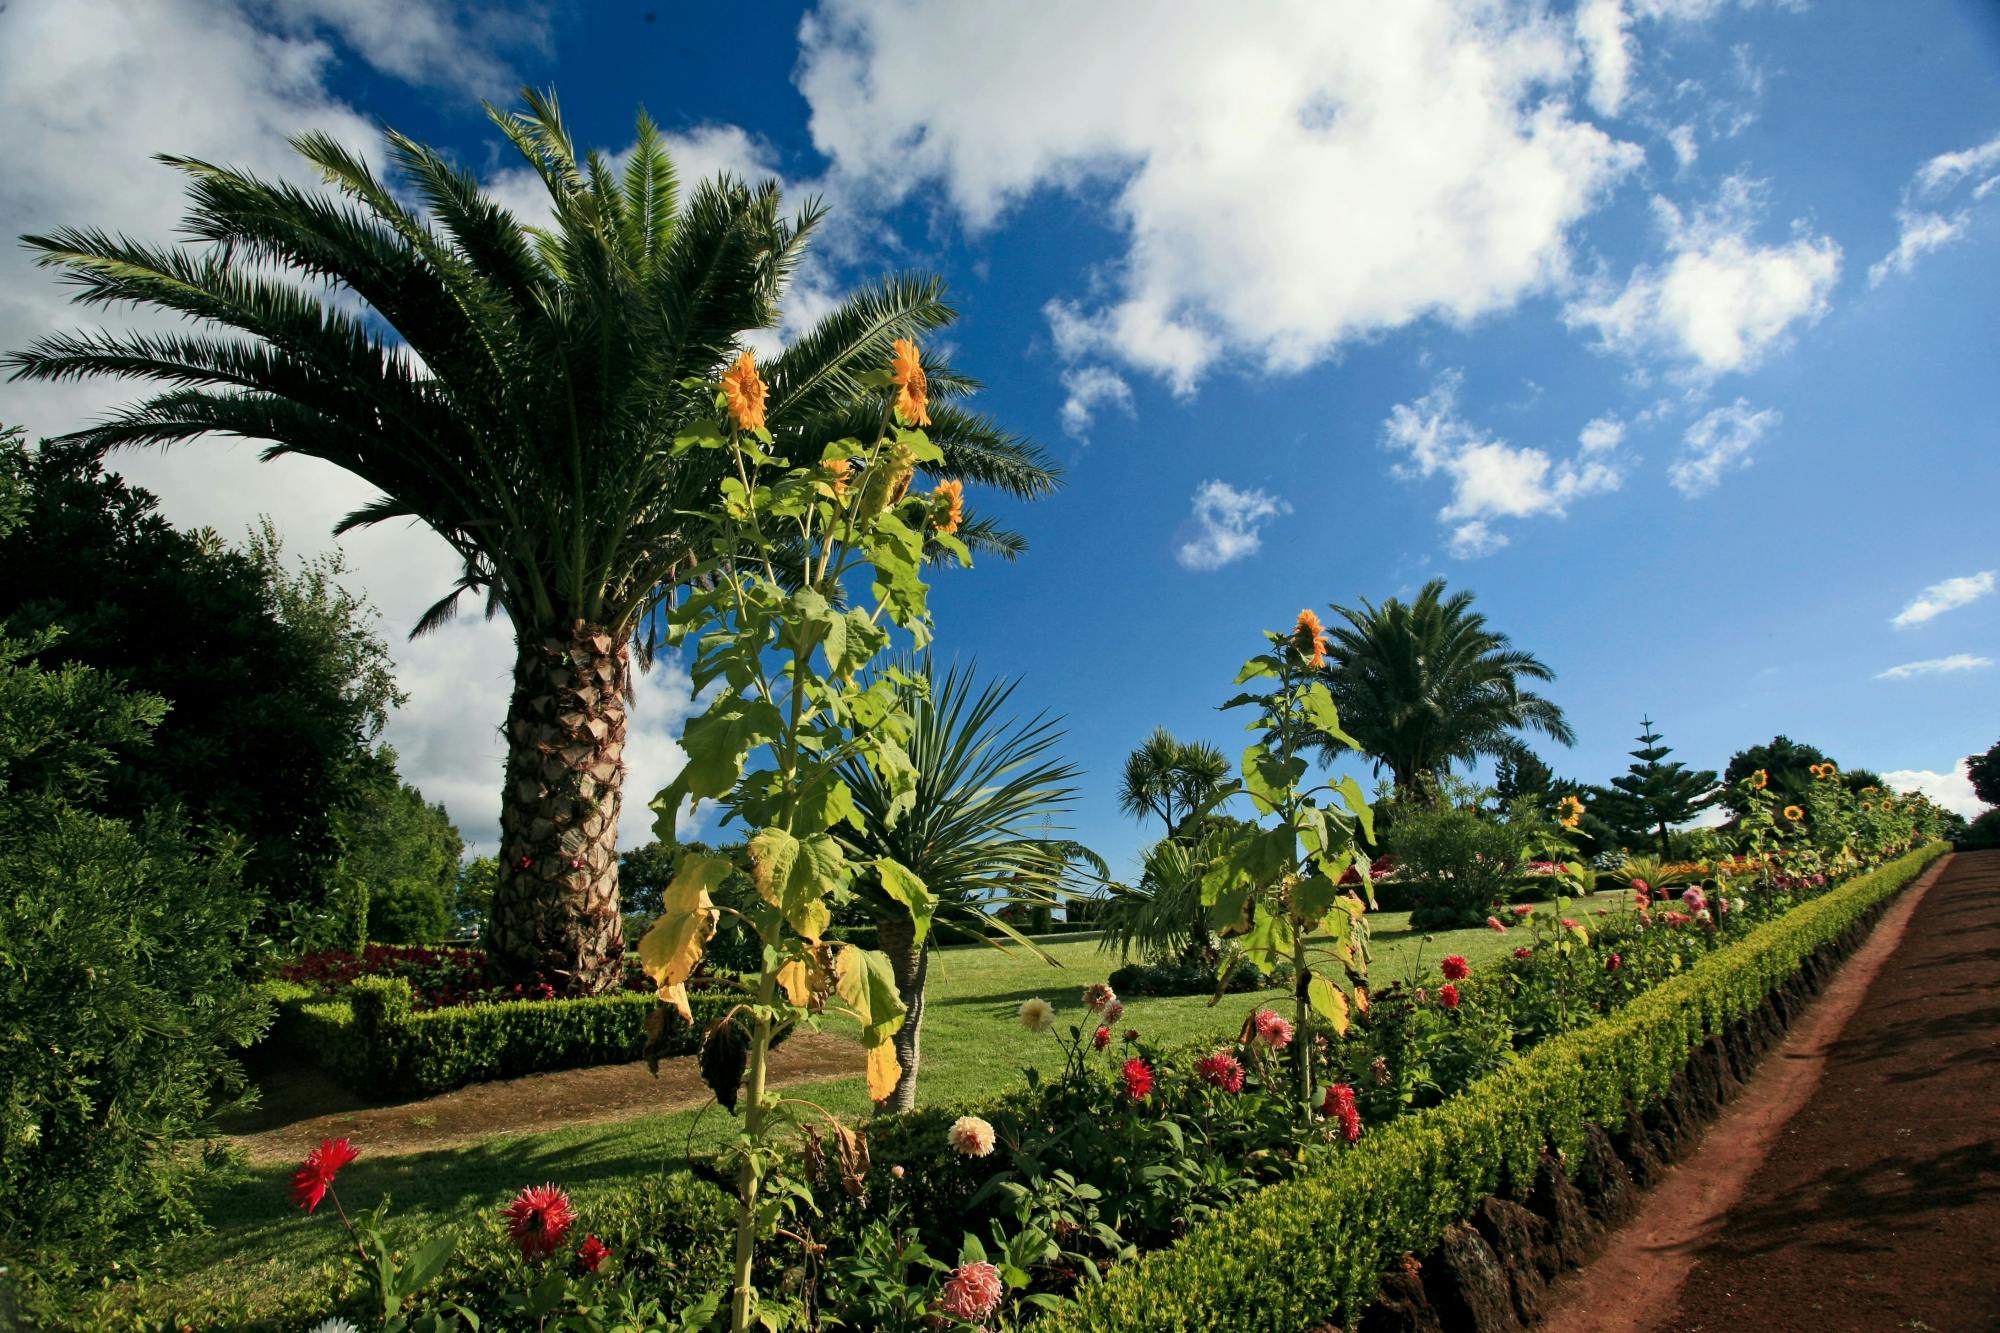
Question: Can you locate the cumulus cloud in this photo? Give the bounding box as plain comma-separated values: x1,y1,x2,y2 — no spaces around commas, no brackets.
1869,130,2000,285
798,1,1642,395
1891,571,1997,628
1057,366,1136,440
1576,0,1635,117
1384,372,1626,558
1566,174,1840,376
1668,399,1779,496
1881,760,1990,819
1875,654,1993,681
1174,481,1288,572
0,0,692,852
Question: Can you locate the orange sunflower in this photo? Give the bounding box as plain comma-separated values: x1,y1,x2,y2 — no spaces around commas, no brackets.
1558,794,1586,830
822,457,854,501
932,478,965,535
890,338,930,427
720,349,767,435
1293,608,1328,668
1782,805,1804,822
1749,768,1769,790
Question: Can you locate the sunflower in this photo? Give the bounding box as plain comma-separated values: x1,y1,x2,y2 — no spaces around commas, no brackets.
822,457,853,501
1293,608,1328,668
1749,768,1769,790
720,349,767,435
890,337,931,427
1861,801,1875,812
932,478,965,535
1558,794,1586,830
1783,805,1804,822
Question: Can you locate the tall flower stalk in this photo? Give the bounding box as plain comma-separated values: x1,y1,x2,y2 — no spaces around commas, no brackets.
640,342,962,1332
1202,613,1375,1121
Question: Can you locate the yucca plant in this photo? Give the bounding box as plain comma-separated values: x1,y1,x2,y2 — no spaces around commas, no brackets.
838,658,1098,1112
6,90,1058,992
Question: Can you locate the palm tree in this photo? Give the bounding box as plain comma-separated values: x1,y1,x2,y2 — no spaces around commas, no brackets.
1096,824,1238,963
5,91,1058,993
1318,579,1573,804
839,659,1094,1113
1117,727,1230,841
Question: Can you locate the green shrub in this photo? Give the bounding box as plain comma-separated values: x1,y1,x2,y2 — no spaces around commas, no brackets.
366,874,453,944
1386,804,1531,929
1107,957,1275,997
262,977,734,1095
1032,842,1946,1331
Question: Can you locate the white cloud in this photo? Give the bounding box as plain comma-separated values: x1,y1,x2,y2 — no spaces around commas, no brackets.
1566,174,1840,376
1881,760,1990,819
1384,372,1626,558
1891,570,1997,628
1668,398,1779,495
798,1,1642,395
1665,123,1699,169
1875,654,1994,681
251,0,548,98
1576,0,1635,118
1057,366,1136,440
0,0,690,853
1870,131,2000,285
1174,481,1288,572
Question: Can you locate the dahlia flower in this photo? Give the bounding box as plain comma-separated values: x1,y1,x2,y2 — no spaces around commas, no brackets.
290,1137,359,1214
502,1183,575,1260
939,1260,1004,1322
576,1234,611,1273
1018,997,1056,1032
1440,954,1470,981
1438,983,1461,1010
1196,1051,1246,1093
1121,1057,1154,1099
1251,1008,1294,1048
948,1115,997,1158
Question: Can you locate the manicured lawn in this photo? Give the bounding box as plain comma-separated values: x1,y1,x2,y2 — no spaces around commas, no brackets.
132,891,1621,1325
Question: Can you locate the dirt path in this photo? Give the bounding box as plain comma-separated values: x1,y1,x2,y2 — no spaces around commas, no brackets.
1542,850,2000,1333
224,1029,863,1165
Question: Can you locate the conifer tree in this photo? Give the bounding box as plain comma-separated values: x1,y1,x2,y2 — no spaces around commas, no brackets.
1591,718,1720,856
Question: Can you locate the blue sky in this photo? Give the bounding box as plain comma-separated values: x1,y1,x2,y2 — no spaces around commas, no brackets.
2,0,1995,876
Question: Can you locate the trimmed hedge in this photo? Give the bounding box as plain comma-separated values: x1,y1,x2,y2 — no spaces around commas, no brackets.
258,976,734,1096
1034,843,1948,1331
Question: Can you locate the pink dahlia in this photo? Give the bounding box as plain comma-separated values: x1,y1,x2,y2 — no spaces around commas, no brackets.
1511,904,1534,917
1252,1008,1295,1048
1121,1057,1154,1100
1605,952,1623,972
1196,1051,1245,1093
1487,916,1507,932
1439,954,1470,981
576,1234,611,1273
1681,886,1707,915
948,1115,997,1158
939,1260,1005,1322
1101,998,1126,1026
502,1183,575,1260
1438,983,1461,1010
1560,917,1579,930
1081,982,1117,1013
289,1137,359,1214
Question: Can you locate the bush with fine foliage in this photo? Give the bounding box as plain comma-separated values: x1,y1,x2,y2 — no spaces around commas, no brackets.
1385,802,1532,929
0,631,269,1259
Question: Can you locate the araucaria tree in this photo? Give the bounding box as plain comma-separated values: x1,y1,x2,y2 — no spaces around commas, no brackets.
1589,717,1720,856
1316,578,1574,803
6,90,1055,992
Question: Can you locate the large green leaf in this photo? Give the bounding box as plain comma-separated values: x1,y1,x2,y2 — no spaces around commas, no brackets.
652,697,785,840
873,855,935,944
748,826,845,941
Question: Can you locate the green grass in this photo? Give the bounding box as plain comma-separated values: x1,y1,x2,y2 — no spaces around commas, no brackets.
129,892,1620,1324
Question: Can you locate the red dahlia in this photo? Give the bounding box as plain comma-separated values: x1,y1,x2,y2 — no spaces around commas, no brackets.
1121,1057,1154,1100
576,1234,611,1273
1438,983,1461,1010
289,1137,359,1214
1439,954,1470,981
502,1183,576,1259
1195,1051,1245,1093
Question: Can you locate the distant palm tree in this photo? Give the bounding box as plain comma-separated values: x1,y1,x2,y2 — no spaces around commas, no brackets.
6,90,1058,993
1318,579,1573,804
1117,727,1231,841
839,659,1096,1113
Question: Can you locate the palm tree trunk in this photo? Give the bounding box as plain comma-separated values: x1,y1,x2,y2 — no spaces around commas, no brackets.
488,620,628,994
872,913,929,1115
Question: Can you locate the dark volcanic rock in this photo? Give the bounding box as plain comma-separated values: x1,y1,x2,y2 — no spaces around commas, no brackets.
1571,1123,1638,1226
1470,1195,1552,1321
1528,1152,1601,1271
1425,1224,1521,1333
1355,1268,1442,1333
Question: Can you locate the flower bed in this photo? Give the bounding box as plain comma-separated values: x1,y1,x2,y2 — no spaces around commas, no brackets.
1032,841,1947,1331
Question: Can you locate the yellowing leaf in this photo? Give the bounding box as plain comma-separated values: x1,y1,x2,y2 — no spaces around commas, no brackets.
775,959,811,1005
656,980,692,1023
865,1040,902,1103
831,946,906,1047
1307,975,1350,1036
637,854,730,996
1354,985,1370,1014
749,827,844,942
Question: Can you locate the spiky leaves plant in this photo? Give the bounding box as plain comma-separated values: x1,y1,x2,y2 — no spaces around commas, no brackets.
838,658,1094,1113
6,90,1057,992
1317,578,1573,806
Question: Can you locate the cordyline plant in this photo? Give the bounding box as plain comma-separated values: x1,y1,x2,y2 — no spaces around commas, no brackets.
1201,611,1377,1121
637,340,959,1332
